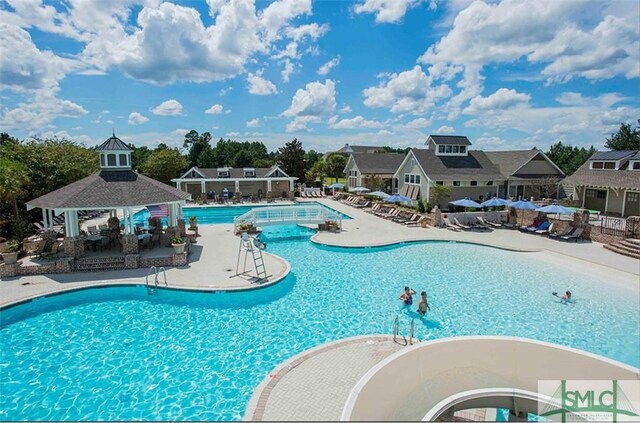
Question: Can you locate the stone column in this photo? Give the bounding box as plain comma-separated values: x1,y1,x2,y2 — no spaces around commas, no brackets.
177,219,186,237
125,254,140,269
63,236,85,259
432,206,442,227
122,234,139,254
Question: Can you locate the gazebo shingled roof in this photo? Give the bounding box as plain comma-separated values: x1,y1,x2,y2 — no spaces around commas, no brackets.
27,171,190,210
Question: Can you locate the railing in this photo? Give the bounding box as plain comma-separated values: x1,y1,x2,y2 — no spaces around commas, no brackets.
145,266,167,295
600,216,628,237
234,205,342,232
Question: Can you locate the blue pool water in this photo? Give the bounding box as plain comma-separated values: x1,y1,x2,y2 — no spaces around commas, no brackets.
1,226,638,420
131,202,350,226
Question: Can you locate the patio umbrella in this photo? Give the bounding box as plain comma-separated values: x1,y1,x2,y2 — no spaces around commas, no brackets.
384,194,412,203
509,199,539,225
349,186,370,193
329,182,344,196
369,191,389,199
535,203,575,220
449,197,483,208
480,197,511,207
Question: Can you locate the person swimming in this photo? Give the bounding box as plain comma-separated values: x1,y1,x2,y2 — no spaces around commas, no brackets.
553,290,572,304
399,287,416,306
417,291,431,316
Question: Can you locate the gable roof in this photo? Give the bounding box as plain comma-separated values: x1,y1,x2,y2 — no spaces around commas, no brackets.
428,135,472,146
561,151,640,190
348,153,405,174
97,134,131,151
590,150,637,161
410,148,504,180
484,149,565,177
629,151,640,161
182,166,293,179
27,171,190,210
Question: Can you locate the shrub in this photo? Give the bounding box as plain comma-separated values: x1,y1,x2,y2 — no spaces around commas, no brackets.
188,216,197,222
2,240,22,253
426,202,432,213
171,236,184,244
417,199,426,213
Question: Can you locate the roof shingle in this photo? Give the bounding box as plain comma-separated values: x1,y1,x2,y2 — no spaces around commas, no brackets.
428,135,472,146
411,148,504,180
97,135,131,151
349,153,405,174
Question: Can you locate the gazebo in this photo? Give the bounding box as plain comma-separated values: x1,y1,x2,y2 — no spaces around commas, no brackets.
26,134,191,261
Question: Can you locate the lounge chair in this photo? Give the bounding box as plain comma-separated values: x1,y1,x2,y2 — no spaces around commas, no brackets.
560,227,584,242
527,221,550,233
473,217,493,231
549,226,573,239
41,242,60,261
520,219,544,232
453,217,473,231
353,201,371,209
405,216,425,227
30,240,47,257
33,222,46,233
536,222,554,236
443,217,462,231
393,212,414,223
478,216,501,228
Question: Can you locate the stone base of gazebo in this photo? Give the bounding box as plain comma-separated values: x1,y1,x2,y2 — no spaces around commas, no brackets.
0,251,188,279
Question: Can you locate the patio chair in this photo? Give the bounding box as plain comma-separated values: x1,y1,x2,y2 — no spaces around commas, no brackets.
41,242,60,261
353,201,371,209
478,216,501,228
30,240,47,257
549,226,573,239
381,209,401,220
393,212,413,223
527,220,550,233
139,235,152,250
442,217,462,231
560,227,584,242
405,215,425,227
98,224,108,231
99,236,110,251
36,239,54,260
535,222,554,236
86,225,98,234
473,217,494,231
453,217,473,231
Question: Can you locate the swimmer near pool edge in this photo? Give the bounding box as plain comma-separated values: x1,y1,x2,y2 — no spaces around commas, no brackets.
552,290,574,304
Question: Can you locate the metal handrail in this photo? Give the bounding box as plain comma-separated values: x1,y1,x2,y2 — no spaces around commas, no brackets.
145,266,157,287
393,315,400,342
156,267,167,287
409,319,415,345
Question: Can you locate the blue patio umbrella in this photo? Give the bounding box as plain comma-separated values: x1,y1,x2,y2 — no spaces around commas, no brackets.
509,199,539,225
535,203,575,214
369,191,389,199
449,197,483,208
384,194,412,203
328,183,344,188
480,197,511,207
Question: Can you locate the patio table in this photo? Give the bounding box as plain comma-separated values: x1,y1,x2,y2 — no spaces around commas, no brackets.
84,235,106,252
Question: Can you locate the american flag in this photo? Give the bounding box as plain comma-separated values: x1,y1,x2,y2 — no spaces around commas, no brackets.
147,204,169,217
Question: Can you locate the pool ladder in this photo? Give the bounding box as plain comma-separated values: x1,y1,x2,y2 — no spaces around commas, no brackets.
145,266,167,295
393,315,416,346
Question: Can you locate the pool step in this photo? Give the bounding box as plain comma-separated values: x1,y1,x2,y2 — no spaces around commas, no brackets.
72,257,126,272
604,239,640,260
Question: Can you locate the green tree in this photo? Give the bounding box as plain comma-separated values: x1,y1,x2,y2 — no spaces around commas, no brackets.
324,153,347,182
142,148,188,185
429,183,453,207
277,139,306,183
363,174,385,191
0,158,29,219
304,150,321,172
546,141,597,175
254,158,274,168
183,130,212,168
128,144,152,171
306,159,326,182
231,149,253,168
605,120,640,151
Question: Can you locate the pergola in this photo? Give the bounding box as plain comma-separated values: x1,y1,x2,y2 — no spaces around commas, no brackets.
26,134,191,239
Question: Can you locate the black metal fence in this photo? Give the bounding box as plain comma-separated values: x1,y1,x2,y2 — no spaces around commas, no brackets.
600,216,639,238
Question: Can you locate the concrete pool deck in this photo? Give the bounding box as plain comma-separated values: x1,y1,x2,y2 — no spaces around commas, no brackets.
1,198,638,308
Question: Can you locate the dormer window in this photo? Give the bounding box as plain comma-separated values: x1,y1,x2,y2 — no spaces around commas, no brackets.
97,133,132,171
217,167,230,178
107,154,116,166
591,161,616,170
631,161,640,171
243,168,256,177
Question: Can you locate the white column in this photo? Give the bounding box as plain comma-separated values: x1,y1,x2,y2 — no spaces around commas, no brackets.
289,180,294,191
122,208,128,234
581,187,586,208
42,209,47,230
267,180,272,192
177,181,182,191
64,211,70,237
604,190,610,214
235,180,240,193
128,208,135,234
201,180,206,194
622,190,627,217
48,209,54,229
425,179,431,203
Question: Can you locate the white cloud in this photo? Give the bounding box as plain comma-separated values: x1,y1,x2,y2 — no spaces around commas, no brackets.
0,92,88,131
285,116,321,133
317,55,340,75
205,104,224,114
128,112,149,125
226,131,241,137
258,0,312,42
246,118,260,127
283,79,336,118
247,71,278,95
330,115,384,129
285,22,329,42
405,117,431,128
464,88,531,114
340,105,352,114
218,87,233,96
378,129,394,136
281,59,295,82
354,0,423,24
363,65,451,114
151,99,183,116
435,125,455,133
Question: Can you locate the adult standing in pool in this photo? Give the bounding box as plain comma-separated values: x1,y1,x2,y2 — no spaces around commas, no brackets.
417,291,431,316
399,287,416,306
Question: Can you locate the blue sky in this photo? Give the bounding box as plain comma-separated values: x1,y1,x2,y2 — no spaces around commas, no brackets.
1,0,638,153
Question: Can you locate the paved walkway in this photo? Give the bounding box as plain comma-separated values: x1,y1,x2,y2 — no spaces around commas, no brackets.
306,198,639,285
244,336,405,421
0,224,289,307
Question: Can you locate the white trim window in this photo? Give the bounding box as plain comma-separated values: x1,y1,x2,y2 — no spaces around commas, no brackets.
404,173,421,185
630,161,640,171
590,161,617,170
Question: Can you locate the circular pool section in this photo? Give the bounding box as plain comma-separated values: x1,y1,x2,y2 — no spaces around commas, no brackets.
1,230,638,420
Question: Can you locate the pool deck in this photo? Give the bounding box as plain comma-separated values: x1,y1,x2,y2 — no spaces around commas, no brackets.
244,335,405,421
2,198,638,308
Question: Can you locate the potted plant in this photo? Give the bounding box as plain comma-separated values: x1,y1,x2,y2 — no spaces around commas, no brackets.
188,216,197,229
171,236,186,254
1,240,22,265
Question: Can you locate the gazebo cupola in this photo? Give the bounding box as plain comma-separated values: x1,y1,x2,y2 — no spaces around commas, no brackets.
97,132,132,170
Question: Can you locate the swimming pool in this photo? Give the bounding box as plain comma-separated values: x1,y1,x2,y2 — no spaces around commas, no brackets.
1,226,638,420
131,202,350,226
